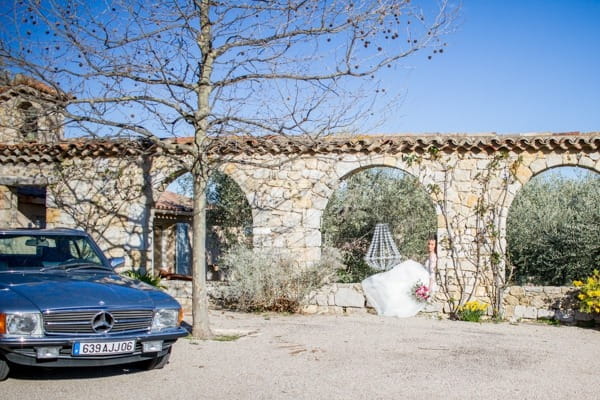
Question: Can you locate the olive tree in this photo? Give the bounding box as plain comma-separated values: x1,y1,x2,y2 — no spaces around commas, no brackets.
1,0,456,337
507,169,600,285
322,167,436,282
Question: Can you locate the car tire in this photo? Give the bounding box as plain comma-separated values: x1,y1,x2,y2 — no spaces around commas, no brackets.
143,347,172,370
0,358,10,381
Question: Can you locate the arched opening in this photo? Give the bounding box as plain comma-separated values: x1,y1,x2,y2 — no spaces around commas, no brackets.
507,166,600,285
321,166,436,282
153,171,253,280
18,102,39,141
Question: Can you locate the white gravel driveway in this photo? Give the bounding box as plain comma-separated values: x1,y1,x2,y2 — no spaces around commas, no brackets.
4,311,599,400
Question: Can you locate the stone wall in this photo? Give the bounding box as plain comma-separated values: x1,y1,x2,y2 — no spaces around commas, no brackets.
0,78,64,144
502,285,599,324
165,280,441,316
204,143,599,308
164,280,598,324
1,134,599,307
0,155,153,269
163,280,194,310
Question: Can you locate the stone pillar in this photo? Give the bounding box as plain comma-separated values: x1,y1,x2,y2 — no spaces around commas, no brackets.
0,185,17,227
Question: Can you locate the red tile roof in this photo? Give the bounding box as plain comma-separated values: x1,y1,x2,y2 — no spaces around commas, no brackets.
0,74,70,101
0,133,598,163
156,190,192,212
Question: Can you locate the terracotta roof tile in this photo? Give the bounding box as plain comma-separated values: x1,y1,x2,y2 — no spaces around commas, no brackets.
0,74,71,101
156,190,192,212
0,133,598,163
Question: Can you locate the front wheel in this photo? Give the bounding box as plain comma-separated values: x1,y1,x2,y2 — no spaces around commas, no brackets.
143,347,172,370
0,358,10,381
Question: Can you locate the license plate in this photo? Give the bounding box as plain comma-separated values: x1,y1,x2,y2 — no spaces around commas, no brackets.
72,340,135,356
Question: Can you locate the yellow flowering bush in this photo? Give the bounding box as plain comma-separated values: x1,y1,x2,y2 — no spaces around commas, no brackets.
458,300,489,322
573,269,600,314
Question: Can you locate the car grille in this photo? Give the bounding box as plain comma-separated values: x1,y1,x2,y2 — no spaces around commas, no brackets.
44,309,154,335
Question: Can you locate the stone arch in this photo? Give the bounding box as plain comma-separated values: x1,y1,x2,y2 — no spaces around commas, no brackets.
506,164,600,286
504,153,600,217
321,155,442,233
149,157,254,211
321,163,437,281
17,101,39,141
150,162,254,277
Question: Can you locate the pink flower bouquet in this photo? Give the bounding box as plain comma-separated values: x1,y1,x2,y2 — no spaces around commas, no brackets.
411,281,430,303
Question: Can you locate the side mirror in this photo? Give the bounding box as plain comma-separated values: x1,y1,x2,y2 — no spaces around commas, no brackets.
109,257,126,269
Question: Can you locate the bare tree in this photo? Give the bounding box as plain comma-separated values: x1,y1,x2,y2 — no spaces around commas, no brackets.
1,0,457,337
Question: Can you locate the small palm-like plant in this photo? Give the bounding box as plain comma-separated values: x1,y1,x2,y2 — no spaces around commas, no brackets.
122,270,165,289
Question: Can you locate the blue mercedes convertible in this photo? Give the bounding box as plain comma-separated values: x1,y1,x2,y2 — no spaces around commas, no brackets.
0,228,188,380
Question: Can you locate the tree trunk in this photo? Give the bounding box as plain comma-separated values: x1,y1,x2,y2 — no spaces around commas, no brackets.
191,169,212,338
190,0,213,339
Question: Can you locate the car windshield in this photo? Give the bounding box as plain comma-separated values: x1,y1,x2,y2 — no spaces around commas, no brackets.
0,234,106,271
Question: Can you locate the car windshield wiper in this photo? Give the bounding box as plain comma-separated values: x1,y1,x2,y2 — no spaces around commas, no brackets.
40,261,112,272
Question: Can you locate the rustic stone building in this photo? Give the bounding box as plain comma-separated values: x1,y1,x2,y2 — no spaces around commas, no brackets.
1,75,598,321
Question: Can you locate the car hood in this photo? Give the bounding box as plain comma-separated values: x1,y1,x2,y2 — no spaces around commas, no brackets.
0,271,174,311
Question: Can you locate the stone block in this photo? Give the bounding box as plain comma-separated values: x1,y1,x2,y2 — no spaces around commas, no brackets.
253,227,272,236
542,287,561,294
530,296,547,308
459,159,477,170
514,305,537,319
292,195,312,209
45,207,62,224
304,158,318,170
288,171,302,180
556,310,574,323
315,294,329,307
578,156,595,169
524,286,543,293
312,182,330,197
503,305,515,318
465,194,479,208
305,232,321,247
282,212,302,228
301,305,319,314
529,158,546,174
537,309,556,319
312,196,328,210
0,186,13,209
514,165,533,185
545,153,563,169
503,295,519,306
304,209,321,229
574,312,593,322
423,302,443,313
334,287,365,308
302,169,324,180
328,293,335,306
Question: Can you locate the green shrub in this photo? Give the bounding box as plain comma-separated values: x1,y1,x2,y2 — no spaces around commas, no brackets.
219,246,341,312
122,269,165,289
508,170,600,285
322,167,436,282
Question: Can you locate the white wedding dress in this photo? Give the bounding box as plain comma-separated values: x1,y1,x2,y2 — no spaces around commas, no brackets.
361,259,432,318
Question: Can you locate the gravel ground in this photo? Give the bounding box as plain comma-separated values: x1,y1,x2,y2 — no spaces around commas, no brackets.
3,311,599,400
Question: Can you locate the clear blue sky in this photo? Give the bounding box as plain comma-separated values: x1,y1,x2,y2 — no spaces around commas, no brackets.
376,0,600,135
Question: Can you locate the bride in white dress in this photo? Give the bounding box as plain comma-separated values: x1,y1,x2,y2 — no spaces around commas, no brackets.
362,238,437,317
